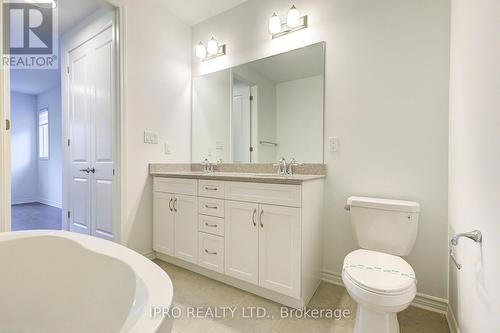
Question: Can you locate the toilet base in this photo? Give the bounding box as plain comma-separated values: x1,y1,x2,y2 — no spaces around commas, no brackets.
354,304,400,333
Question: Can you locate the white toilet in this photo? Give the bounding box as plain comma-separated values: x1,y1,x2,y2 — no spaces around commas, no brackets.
343,196,420,333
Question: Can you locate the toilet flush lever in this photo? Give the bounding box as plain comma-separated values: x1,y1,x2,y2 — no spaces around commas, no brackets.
449,230,482,270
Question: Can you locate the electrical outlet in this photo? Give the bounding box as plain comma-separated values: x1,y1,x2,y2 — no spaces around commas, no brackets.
215,141,224,150
329,137,339,152
164,142,172,155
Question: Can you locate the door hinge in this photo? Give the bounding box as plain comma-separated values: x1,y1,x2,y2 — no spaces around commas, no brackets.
67,139,70,147
250,95,254,101
249,146,254,152
67,211,71,219
5,119,10,130
113,169,115,176
66,66,70,74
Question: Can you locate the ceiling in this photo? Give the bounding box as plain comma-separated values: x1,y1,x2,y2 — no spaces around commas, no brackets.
11,0,111,95
58,0,112,35
241,43,325,83
157,0,248,26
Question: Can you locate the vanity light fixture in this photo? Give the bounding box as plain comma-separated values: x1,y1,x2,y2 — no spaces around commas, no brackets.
268,5,308,39
195,38,226,61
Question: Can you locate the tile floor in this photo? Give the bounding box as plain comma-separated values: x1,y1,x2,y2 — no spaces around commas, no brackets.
11,203,62,231
154,260,450,333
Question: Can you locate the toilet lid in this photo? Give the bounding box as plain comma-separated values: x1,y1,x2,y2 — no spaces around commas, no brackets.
343,249,416,295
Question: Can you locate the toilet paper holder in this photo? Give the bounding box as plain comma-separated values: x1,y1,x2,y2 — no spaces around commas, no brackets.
449,230,482,270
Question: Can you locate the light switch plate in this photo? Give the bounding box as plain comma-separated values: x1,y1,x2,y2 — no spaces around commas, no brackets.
144,131,159,144
329,137,339,152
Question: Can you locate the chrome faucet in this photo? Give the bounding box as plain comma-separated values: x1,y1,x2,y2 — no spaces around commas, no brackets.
202,158,214,173
274,157,287,175
286,158,299,175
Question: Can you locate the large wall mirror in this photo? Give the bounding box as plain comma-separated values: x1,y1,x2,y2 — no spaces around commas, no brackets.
192,42,325,164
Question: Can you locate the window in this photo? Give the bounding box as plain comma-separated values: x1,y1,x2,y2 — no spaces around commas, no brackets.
39,108,49,159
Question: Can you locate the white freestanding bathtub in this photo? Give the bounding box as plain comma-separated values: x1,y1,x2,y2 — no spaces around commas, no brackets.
0,231,173,333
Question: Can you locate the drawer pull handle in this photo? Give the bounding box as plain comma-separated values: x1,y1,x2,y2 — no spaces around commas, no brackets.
169,198,173,212
173,198,178,212
260,210,264,228
205,222,218,228
205,204,218,209
252,209,257,227
204,186,218,191
205,249,218,255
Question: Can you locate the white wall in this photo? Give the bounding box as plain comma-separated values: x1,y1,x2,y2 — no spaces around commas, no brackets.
192,70,231,162
37,86,62,208
448,0,500,331
116,0,192,253
192,0,450,299
11,92,38,204
276,75,323,162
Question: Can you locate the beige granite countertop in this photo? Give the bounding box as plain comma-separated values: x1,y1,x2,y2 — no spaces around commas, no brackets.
151,171,325,185
150,170,325,185
149,163,326,184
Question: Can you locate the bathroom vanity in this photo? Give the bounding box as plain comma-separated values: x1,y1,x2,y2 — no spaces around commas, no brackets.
151,42,327,308
151,167,325,308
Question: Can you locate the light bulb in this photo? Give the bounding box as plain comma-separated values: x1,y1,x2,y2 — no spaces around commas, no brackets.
207,37,219,55
287,5,301,28
195,42,206,59
268,13,282,34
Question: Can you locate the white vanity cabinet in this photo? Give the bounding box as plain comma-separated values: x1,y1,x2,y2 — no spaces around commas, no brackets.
153,176,324,308
153,178,198,264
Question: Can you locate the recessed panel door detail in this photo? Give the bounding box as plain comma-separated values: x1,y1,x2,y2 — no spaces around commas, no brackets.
174,194,199,264
68,42,91,235
225,200,259,285
258,204,301,298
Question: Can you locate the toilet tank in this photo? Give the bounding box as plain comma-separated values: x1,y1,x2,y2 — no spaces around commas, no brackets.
347,196,420,256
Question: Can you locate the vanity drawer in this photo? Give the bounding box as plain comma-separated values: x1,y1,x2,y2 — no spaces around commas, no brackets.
198,198,225,217
154,177,197,196
225,182,301,207
198,215,224,237
198,232,224,273
199,180,225,199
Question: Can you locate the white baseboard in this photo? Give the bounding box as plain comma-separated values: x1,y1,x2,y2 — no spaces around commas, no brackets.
321,269,448,315
38,198,62,209
142,251,156,260
11,199,38,205
446,305,459,333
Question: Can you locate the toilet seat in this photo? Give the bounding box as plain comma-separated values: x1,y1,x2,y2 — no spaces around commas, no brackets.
343,249,416,295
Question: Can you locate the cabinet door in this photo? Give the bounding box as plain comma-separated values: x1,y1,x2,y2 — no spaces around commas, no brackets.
153,192,175,256
225,200,259,284
174,194,199,264
258,204,301,298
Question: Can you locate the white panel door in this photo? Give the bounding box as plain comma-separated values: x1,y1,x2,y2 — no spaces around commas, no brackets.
174,194,198,264
232,86,251,163
153,192,175,256
258,204,301,298
67,25,116,240
90,27,116,241
225,200,259,284
68,41,92,235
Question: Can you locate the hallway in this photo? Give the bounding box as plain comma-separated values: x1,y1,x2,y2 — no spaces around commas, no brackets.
11,203,62,231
